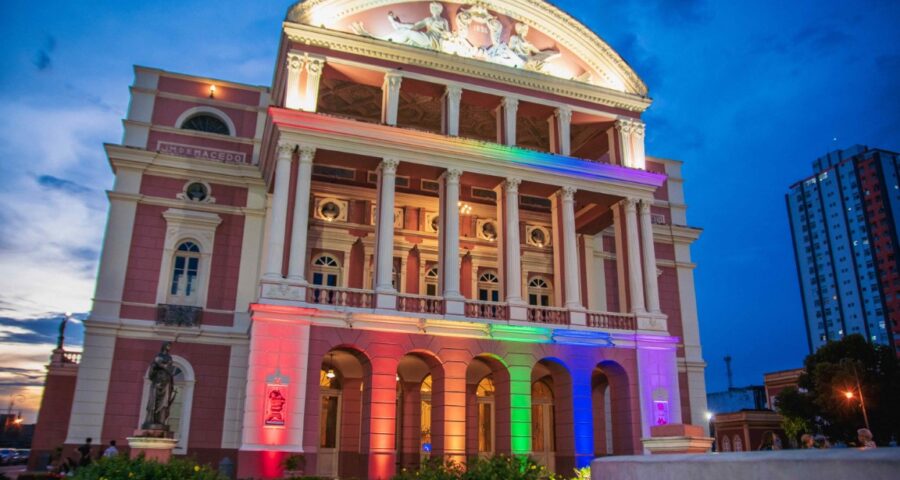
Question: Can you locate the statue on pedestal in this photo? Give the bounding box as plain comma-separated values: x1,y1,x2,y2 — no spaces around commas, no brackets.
142,342,177,432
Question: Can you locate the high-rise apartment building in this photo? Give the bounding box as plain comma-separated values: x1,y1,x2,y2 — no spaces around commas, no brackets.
787,145,900,355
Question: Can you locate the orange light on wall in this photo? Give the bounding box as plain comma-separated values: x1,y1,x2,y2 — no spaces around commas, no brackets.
209,84,217,98
844,390,854,399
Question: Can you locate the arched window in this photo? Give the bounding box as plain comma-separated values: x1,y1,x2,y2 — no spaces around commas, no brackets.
478,271,500,302
476,375,495,454
312,255,341,287
425,266,439,297
528,277,553,307
722,435,732,452
169,241,201,304
733,435,743,452
180,113,230,135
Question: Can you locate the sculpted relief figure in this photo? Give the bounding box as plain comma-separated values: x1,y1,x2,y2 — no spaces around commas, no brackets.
142,341,178,431
508,23,561,71
353,2,451,50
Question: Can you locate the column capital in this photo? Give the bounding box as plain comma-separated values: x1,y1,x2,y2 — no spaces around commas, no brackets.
277,141,295,158
504,177,522,193
554,106,573,122
614,117,635,133
304,55,325,74
286,52,303,71
501,96,519,110
383,71,403,89
444,168,463,182
560,186,577,201
380,158,400,174
298,145,316,164
623,197,639,212
444,84,463,100
639,199,652,215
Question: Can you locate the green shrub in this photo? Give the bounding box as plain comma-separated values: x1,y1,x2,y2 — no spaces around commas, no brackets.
392,455,552,480
72,455,225,480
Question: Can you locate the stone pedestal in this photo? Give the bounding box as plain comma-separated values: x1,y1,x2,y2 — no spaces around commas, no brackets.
128,430,178,463
641,424,714,454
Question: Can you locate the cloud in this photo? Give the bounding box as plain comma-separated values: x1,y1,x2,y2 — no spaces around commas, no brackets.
0,102,117,319
32,36,56,71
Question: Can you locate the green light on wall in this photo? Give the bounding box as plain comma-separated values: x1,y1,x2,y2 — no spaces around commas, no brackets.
490,324,552,344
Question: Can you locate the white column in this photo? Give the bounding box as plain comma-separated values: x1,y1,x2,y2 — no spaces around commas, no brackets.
501,97,519,146
623,198,646,313
382,71,403,126
503,178,524,305
554,107,572,156
560,186,583,311
284,52,304,110
639,200,661,313
441,169,465,313
302,56,325,112
263,141,294,279
287,146,315,284
614,118,647,169
444,85,462,136
375,159,400,305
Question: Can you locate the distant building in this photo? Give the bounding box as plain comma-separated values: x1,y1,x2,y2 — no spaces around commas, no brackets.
786,145,900,355
706,386,767,415
763,368,804,409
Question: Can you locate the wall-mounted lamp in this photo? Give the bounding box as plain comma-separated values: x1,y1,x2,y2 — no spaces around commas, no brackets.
209,84,217,99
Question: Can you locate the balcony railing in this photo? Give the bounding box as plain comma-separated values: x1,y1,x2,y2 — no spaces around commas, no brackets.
51,349,82,365
464,300,509,320
526,306,570,325
306,286,375,308
396,294,445,314
586,311,636,330
156,304,202,327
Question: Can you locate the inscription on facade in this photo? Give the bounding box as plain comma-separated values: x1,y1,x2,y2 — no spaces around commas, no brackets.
158,141,247,163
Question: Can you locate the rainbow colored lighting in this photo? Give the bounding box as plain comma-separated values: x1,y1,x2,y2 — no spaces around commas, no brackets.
489,324,551,343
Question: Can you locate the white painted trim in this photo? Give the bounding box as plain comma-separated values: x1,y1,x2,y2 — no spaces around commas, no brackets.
155,209,222,308
174,106,237,137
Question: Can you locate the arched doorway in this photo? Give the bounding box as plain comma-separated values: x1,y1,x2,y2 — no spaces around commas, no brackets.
591,361,635,456
395,352,444,470
317,348,369,479
531,380,555,470
465,355,511,461
531,358,574,474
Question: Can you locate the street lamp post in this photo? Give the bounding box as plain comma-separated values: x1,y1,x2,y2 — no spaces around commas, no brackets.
842,361,870,431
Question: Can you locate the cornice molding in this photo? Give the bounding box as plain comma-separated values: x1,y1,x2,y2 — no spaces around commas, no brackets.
282,22,651,113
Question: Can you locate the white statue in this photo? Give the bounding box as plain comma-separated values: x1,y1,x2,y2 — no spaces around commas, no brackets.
508,23,560,71
353,2,450,50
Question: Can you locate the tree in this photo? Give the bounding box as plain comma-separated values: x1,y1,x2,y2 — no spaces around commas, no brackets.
775,334,900,445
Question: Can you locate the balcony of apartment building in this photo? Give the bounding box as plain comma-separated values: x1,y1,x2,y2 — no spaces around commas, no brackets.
256,52,667,334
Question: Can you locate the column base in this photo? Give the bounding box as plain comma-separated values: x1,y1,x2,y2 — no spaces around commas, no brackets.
567,309,587,326
641,424,714,454
508,304,527,321
636,311,668,331
444,297,465,315
375,291,397,309
260,280,307,302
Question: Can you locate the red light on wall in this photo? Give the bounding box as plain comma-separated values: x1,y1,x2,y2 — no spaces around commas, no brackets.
265,382,287,427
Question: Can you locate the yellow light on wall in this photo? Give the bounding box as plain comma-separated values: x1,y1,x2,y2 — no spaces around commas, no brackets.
209,84,217,98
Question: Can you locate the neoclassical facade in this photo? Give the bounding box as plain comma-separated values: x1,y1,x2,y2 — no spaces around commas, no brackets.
36,1,707,478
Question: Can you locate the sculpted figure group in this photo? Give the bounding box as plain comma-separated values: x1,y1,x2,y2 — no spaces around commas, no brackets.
352,2,561,74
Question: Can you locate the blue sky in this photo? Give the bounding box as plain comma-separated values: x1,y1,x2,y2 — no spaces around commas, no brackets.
0,0,898,421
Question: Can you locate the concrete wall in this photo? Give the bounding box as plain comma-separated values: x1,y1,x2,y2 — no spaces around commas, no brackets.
592,448,900,480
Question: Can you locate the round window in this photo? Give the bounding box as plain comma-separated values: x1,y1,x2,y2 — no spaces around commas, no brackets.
481,222,497,241
185,182,208,201
320,201,341,221
530,228,546,246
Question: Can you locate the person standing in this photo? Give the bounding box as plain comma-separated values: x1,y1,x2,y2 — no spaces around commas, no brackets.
103,440,119,458
77,437,93,467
